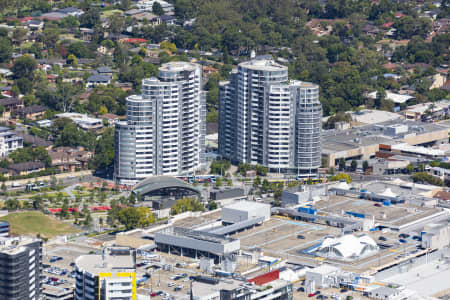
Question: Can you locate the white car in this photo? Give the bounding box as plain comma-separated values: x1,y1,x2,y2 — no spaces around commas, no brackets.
168,282,175,287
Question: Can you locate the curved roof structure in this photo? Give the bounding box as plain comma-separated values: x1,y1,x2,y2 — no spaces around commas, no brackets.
315,234,378,259
132,176,201,196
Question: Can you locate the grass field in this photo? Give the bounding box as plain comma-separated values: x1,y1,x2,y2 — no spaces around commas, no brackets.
0,211,81,239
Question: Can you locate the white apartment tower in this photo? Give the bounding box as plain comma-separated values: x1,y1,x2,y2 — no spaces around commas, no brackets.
75,247,137,300
219,56,321,177
115,62,206,183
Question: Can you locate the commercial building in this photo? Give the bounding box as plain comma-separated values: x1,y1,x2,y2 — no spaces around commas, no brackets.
210,188,245,201
155,227,240,263
219,56,322,176
42,286,74,300
221,201,271,224
75,247,137,300
115,62,206,184
0,236,42,300
0,126,23,157
0,221,9,237
190,272,293,300
322,119,449,168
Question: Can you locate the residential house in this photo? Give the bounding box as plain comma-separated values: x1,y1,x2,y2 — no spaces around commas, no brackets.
49,147,92,172
15,132,53,150
56,113,104,130
97,66,113,76
26,20,44,30
0,167,11,178
0,98,23,118
97,45,114,55
39,12,68,21
8,161,45,176
157,15,177,26
56,7,84,18
100,113,120,126
0,127,23,157
80,28,95,42
114,82,133,91
86,74,111,88
14,105,47,120
362,24,380,37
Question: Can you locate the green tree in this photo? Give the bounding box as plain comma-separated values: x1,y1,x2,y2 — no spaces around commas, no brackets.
362,161,369,172
118,207,141,230
209,201,218,210
136,206,156,227
83,211,92,226
12,27,28,45
171,197,204,215
338,158,346,171
6,199,20,211
12,55,37,80
328,173,352,183
40,27,60,49
152,1,164,15
120,0,130,10
350,160,357,171
0,37,13,63
210,160,231,175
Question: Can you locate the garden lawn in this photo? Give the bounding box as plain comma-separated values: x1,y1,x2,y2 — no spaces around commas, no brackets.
0,211,80,239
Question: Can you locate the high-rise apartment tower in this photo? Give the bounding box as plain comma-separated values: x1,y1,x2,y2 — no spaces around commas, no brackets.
115,62,206,184
219,56,321,177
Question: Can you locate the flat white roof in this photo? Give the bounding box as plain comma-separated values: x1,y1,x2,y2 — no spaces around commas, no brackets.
351,109,401,125
307,264,340,275
367,91,415,104
224,200,270,212
391,143,444,156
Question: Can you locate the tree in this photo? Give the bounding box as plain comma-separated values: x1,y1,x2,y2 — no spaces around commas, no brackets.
120,0,130,10
83,211,92,226
210,160,231,175
67,54,78,67
32,195,43,210
40,27,60,49
0,37,13,63
171,197,204,215
12,55,37,80
338,158,346,171
152,1,164,15
209,201,218,210
60,199,69,219
80,8,101,28
1,183,6,194
6,199,20,211
362,161,369,172
350,160,357,171
160,41,177,53
12,27,28,45
136,207,155,227
16,78,32,94
118,207,141,230
328,173,352,183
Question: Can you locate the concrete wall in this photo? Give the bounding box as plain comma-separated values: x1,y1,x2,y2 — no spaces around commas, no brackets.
221,207,249,223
